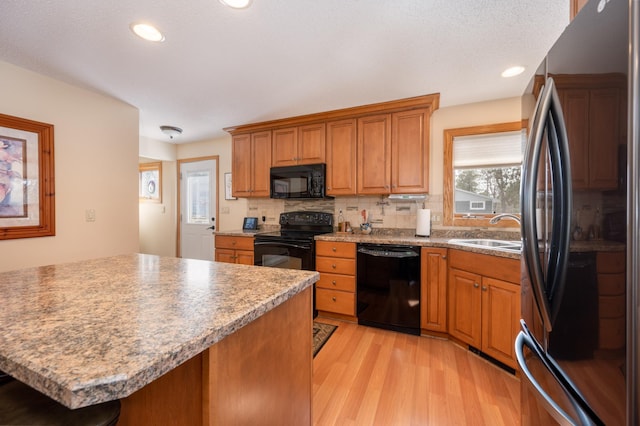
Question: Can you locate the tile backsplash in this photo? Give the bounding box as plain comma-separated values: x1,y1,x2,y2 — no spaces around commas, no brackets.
246,195,444,230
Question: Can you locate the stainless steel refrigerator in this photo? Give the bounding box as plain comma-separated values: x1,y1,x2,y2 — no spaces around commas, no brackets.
518,0,638,424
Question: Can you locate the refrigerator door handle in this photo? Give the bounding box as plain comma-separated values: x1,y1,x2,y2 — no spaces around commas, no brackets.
515,325,599,426
522,77,572,332
522,80,554,330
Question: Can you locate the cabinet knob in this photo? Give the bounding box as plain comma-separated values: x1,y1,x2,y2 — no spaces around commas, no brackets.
332,264,337,269
332,280,337,285
332,247,337,252
474,282,479,288
232,241,236,245
332,297,337,302
442,255,447,260
482,286,487,291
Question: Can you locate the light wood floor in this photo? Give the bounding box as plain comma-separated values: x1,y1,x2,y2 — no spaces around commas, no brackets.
313,319,521,425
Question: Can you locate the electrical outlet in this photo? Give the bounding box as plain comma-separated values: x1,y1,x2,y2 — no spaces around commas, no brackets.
85,209,96,222
221,207,230,214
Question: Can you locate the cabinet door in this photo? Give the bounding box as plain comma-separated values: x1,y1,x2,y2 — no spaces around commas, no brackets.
231,134,252,197
589,88,620,189
357,114,392,194
298,123,326,164
251,131,272,197
559,89,590,190
326,119,357,195
235,250,254,265
272,127,298,167
448,268,482,347
420,248,447,333
392,109,429,193
481,277,520,368
215,248,236,264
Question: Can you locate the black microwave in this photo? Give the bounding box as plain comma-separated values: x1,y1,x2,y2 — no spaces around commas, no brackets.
270,163,329,199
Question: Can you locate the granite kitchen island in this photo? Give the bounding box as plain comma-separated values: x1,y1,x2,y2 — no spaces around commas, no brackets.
0,253,318,425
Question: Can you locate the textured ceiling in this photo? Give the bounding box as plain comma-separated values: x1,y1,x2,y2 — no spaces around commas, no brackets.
0,0,569,143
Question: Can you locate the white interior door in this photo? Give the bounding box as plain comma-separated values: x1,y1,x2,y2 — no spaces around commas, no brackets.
179,159,217,260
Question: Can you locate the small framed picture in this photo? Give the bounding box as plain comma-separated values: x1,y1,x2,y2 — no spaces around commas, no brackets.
225,172,236,200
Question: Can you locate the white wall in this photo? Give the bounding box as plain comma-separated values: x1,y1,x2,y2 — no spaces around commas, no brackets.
0,61,140,272
139,137,178,257
429,96,521,195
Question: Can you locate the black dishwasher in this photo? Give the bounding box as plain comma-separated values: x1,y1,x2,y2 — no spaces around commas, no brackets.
357,244,421,335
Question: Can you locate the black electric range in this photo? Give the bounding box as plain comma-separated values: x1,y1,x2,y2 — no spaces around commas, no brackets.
253,211,333,270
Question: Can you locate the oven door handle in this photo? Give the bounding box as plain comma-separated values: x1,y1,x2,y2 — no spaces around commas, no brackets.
254,241,312,250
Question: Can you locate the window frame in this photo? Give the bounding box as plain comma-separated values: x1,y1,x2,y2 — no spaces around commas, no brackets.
443,121,523,227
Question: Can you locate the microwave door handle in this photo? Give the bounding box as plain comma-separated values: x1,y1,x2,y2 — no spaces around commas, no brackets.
522,80,554,332
515,329,598,426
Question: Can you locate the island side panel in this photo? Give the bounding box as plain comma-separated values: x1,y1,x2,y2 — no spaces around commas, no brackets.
118,352,204,425
204,286,313,426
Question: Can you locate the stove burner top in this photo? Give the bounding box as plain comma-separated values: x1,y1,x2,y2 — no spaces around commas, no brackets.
254,211,334,242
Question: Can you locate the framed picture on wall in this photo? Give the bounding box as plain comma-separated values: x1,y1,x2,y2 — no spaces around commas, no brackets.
0,113,55,240
139,162,162,203
224,172,236,200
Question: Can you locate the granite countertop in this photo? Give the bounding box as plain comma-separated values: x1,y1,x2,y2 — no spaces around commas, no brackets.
0,253,318,409
315,232,522,259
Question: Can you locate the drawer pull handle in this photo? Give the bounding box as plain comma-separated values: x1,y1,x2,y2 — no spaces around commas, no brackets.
332,297,337,302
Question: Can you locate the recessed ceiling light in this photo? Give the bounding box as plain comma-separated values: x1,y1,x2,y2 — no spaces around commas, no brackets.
130,23,165,42
219,0,252,9
501,66,525,78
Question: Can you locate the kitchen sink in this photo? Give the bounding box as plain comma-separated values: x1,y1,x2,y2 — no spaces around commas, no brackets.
448,238,522,253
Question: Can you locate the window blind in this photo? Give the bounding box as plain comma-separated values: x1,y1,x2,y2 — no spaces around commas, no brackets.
453,130,525,168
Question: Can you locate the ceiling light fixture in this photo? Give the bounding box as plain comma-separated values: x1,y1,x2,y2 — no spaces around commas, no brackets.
501,66,525,78
219,0,252,9
160,125,183,139
130,23,165,42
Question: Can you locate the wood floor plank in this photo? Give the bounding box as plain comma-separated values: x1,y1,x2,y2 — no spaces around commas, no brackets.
313,319,521,425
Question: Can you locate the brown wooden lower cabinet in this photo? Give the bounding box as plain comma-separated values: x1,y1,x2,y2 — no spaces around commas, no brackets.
447,249,520,369
420,247,448,333
214,235,254,265
596,251,626,350
315,241,357,321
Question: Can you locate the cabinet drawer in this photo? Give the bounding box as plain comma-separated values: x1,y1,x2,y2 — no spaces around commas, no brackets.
316,273,356,292
215,235,254,251
316,288,355,316
596,251,625,273
598,273,625,295
316,257,356,275
599,295,625,318
316,241,356,259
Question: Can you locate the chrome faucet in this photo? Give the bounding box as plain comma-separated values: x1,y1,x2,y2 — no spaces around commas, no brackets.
489,213,521,225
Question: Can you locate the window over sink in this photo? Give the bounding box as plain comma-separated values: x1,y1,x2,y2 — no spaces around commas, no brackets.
444,121,524,227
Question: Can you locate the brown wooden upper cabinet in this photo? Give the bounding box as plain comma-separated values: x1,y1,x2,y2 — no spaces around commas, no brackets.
272,123,326,167
232,131,272,197
326,119,357,196
224,93,439,198
357,108,429,194
554,74,626,191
